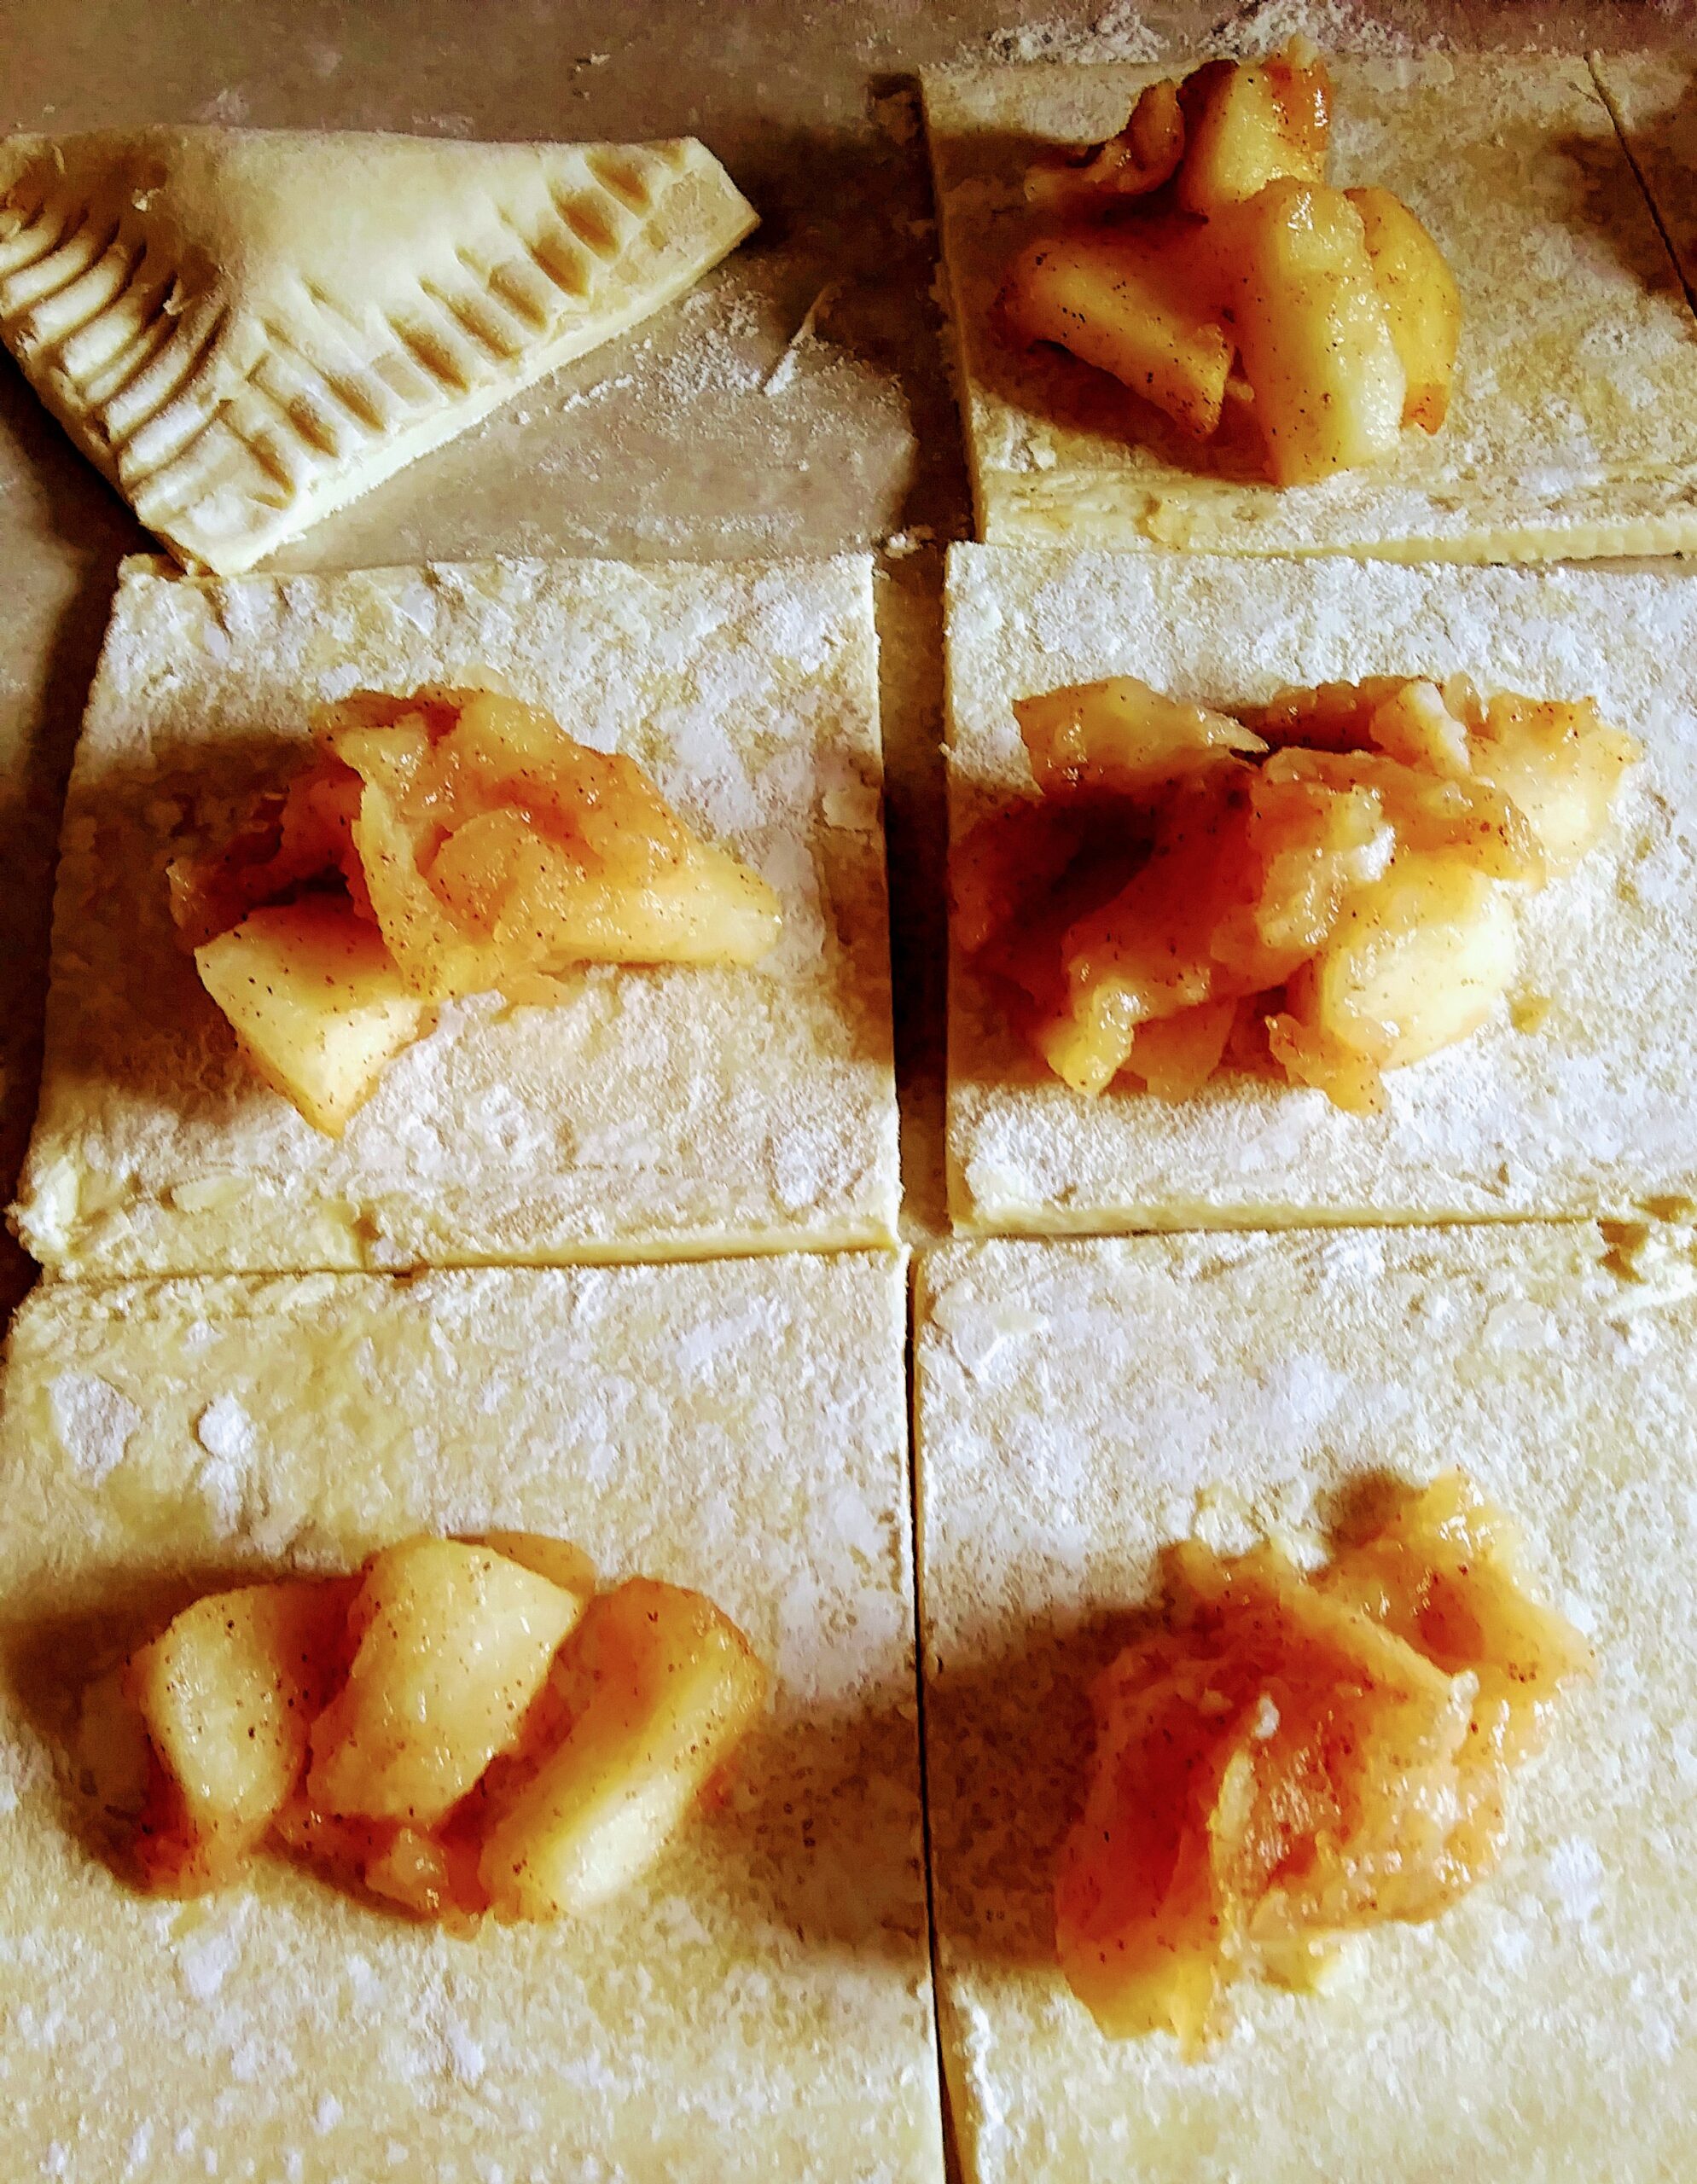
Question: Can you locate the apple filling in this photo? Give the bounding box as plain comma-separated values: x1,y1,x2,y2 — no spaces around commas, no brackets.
168,683,784,1133
955,671,1639,1111
1001,43,1462,484
1055,1472,1590,2048
76,1535,768,1926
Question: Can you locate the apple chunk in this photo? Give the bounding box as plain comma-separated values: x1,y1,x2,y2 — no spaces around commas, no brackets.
478,1577,768,1920
195,898,430,1136
478,1532,598,1603
1000,224,1234,441
333,687,784,1000
1272,851,1520,1111
1015,675,1264,796
1346,187,1462,432
1025,78,1186,212
1228,179,1406,485
308,1540,586,1828
1174,45,1331,216
1469,694,1642,874
129,1580,352,1880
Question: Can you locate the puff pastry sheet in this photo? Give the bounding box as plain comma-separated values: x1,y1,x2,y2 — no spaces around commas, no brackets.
0,127,756,574
945,545,1697,1234
0,1248,944,2183
915,1224,1697,2183
13,551,899,1276
924,55,1697,558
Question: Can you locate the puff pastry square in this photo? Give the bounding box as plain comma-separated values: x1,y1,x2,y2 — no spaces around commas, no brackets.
915,1226,1697,2182
0,1248,943,2183
945,544,1697,1235
0,126,756,574
924,55,1697,559
12,551,898,1276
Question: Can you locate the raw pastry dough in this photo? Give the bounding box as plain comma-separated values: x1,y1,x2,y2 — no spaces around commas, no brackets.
945,544,1697,1235
0,1248,943,2183
0,126,756,574
924,55,1697,558
1594,52,1697,300
915,1225,1697,2183
12,551,899,1276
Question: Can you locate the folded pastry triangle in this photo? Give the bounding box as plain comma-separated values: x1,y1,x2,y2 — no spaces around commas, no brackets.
0,126,757,572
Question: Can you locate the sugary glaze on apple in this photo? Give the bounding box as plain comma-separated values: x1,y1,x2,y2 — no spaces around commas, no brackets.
168,683,783,1134
954,670,1639,1111
997,43,1462,485
1055,1472,1591,2050
77,1534,768,1928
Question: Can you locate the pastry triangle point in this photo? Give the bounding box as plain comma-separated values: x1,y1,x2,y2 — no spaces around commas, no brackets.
0,125,757,572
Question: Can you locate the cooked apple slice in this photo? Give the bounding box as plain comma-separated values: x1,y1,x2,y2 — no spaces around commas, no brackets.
1016,675,1265,796
1174,44,1331,217
1228,180,1406,485
1127,997,1236,1101
1469,694,1642,874
1212,769,1392,984
1265,747,1543,886
308,1540,586,1829
477,1533,598,1603
1056,1538,1466,2044
1323,1470,1593,1775
1025,78,1186,212
1032,970,1151,1097
1264,1007,1389,1115
330,687,783,999
478,1577,768,1920
999,224,1235,441
1361,677,1473,780
167,758,369,951
128,1579,352,1885
1280,851,1519,1096
1346,187,1462,433
348,781,495,1002
1236,675,1410,754
195,898,432,1135
450,816,782,975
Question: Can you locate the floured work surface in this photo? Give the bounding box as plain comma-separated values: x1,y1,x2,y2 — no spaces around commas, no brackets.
13,550,899,1276
924,54,1697,559
914,1226,1697,2183
0,1248,944,2184
945,545,1697,1236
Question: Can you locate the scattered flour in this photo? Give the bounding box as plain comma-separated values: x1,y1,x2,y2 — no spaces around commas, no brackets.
982,3,1163,64
47,1371,142,1484
175,1905,252,2004
1212,0,1423,56
973,0,1424,65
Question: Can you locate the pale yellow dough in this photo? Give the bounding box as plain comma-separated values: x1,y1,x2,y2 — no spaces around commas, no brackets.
0,127,756,575
915,1224,1697,2184
0,1248,943,2183
924,55,1697,558
11,551,898,1276
945,544,1697,1235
